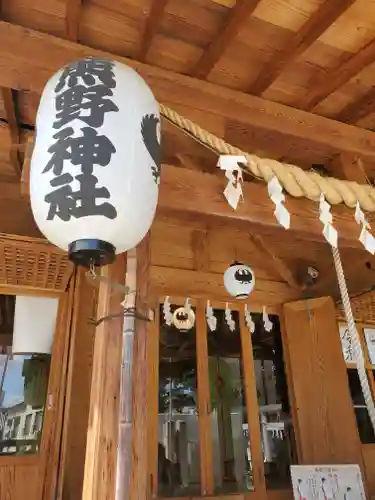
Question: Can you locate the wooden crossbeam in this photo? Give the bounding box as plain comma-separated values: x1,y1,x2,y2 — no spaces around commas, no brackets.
5,161,371,247
298,37,375,111
2,22,375,164
138,0,168,62
248,0,355,96
335,87,375,124
65,0,82,42
189,0,262,79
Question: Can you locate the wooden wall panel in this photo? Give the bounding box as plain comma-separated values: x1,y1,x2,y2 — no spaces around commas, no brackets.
0,462,38,500
362,444,375,499
282,297,363,465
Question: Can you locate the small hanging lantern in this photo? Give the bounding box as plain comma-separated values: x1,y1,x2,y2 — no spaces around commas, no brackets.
173,307,195,331
12,296,59,354
30,58,161,268
224,261,255,299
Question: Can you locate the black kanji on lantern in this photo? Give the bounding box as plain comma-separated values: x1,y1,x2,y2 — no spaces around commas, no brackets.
44,58,119,221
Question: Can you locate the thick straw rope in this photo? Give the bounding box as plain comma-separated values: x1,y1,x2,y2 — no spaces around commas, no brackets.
160,104,375,212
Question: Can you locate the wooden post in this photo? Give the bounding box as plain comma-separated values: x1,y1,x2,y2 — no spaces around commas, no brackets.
130,233,152,500
82,255,126,500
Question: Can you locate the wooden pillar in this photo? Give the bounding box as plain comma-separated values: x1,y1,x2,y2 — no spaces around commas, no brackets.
82,255,126,500
282,296,363,466
130,233,151,500
60,269,98,500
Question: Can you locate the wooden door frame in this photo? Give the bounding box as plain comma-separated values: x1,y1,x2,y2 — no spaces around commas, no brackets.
0,277,75,499
148,295,272,500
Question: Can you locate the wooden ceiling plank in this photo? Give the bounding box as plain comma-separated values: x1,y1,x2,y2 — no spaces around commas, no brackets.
3,22,375,164
138,0,168,62
189,0,262,79
248,0,356,96
334,87,375,124
1,88,21,177
65,0,83,42
298,37,375,111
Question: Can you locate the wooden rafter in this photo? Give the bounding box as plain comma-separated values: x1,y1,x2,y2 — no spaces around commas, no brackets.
189,0,262,79
298,36,375,111
249,234,301,290
3,22,375,164
335,87,375,124
65,0,82,42
1,87,21,177
138,0,168,62
328,152,369,183
248,0,355,96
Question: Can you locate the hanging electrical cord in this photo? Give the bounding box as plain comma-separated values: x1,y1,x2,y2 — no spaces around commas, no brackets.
332,246,375,432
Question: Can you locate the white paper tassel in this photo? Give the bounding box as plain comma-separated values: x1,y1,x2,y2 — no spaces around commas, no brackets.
184,297,192,313
225,303,236,332
206,300,217,332
355,201,375,254
319,193,338,247
244,304,255,334
267,176,290,229
163,296,173,326
217,155,245,210
262,306,273,332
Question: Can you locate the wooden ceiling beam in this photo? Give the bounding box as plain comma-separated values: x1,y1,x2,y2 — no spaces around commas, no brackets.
189,0,262,79
138,0,168,62
2,22,375,164
248,0,355,96
297,37,375,111
65,0,82,42
334,87,375,124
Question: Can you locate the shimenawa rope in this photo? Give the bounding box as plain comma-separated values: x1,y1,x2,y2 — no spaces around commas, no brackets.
160,104,375,212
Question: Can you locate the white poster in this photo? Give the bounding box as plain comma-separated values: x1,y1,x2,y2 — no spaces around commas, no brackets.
291,464,366,500
339,325,354,363
364,328,375,365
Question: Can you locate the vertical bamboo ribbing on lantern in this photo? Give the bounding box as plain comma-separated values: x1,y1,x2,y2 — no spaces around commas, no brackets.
82,255,126,500
130,233,152,500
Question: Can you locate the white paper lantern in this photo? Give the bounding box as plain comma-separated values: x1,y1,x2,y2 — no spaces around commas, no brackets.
12,296,59,354
173,307,195,331
30,58,161,267
224,262,255,299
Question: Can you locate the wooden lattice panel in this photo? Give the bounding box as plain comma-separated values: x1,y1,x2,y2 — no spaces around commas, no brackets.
0,234,73,292
336,291,375,324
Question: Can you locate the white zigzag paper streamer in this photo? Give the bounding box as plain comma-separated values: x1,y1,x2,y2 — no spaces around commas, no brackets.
184,297,192,313
263,306,273,332
267,176,290,229
355,201,375,254
319,194,338,247
206,300,217,332
217,155,245,210
244,304,255,334
162,296,173,326
225,303,236,332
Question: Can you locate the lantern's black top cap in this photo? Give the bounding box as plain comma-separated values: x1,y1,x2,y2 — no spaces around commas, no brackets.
68,239,116,268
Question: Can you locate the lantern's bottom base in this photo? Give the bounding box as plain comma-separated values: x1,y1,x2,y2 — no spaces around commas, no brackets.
68,239,116,268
